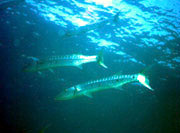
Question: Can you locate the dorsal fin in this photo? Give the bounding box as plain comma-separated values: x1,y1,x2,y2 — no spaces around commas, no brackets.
140,64,155,75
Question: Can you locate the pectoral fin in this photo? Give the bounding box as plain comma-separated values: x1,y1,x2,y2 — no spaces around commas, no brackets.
114,86,123,90
38,71,42,75
76,65,83,69
84,93,93,98
49,68,54,73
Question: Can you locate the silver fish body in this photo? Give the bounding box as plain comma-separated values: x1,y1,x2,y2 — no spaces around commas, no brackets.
23,54,107,72
55,73,153,100
61,12,120,39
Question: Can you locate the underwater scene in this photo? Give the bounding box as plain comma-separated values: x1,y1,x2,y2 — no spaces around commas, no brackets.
0,0,180,132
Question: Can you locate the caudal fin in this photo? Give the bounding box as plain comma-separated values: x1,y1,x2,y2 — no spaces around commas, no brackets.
137,74,154,91
113,12,120,23
137,65,156,91
97,51,107,68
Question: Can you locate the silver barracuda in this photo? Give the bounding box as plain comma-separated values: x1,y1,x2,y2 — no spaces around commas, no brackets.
55,73,153,100
23,52,107,72
61,12,120,38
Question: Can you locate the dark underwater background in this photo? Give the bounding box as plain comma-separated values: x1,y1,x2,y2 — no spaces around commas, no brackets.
0,0,180,133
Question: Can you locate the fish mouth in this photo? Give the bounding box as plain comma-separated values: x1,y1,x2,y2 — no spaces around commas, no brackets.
22,65,30,72
54,93,72,100
54,96,66,101
22,62,35,72
54,97,72,101
22,66,35,72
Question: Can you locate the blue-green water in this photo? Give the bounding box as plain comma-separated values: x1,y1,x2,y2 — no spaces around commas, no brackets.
0,0,179,132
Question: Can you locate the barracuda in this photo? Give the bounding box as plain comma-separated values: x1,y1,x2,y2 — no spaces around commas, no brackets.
23,52,107,72
61,12,120,38
55,73,153,100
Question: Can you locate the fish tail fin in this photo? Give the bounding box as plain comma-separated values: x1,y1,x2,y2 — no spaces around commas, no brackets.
137,65,156,91
140,64,155,75
113,12,120,23
137,74,154,91
97,50,107,68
